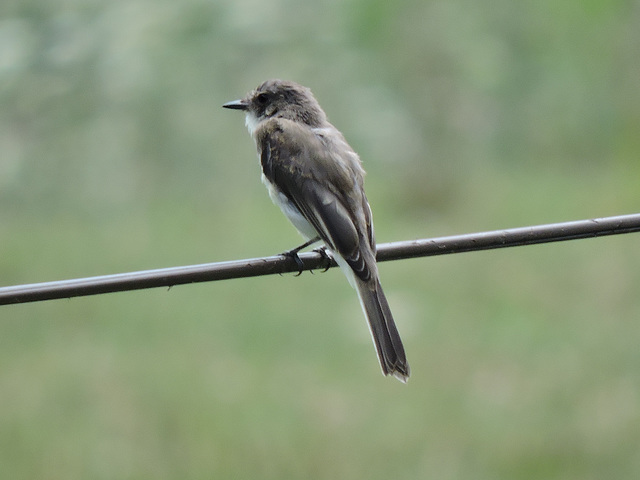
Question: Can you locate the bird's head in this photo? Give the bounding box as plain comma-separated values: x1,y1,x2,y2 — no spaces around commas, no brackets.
223,79,327,134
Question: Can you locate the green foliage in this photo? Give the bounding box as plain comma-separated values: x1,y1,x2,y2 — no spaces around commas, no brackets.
1,0,639,478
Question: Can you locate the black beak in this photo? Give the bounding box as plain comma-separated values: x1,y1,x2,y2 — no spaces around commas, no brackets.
222,99,248,110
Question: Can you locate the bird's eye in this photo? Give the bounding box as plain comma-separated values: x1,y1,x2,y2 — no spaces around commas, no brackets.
256,93,269,106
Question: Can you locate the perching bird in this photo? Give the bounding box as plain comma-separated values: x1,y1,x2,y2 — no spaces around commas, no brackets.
223,80,409,382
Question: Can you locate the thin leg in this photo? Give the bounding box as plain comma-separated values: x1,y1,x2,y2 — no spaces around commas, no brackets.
288,237,321,254
281,236,321,276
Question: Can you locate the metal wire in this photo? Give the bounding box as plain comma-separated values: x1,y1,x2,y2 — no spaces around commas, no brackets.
1,213,639,305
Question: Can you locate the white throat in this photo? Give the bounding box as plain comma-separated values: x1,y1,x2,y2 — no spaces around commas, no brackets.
245,112,260,137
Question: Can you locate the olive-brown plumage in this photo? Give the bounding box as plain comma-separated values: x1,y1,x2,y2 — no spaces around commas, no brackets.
224,80,409,381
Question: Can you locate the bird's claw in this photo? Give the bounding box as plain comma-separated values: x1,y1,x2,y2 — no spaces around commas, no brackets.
279,237,321,276
312,246,332,273
281,250,304,276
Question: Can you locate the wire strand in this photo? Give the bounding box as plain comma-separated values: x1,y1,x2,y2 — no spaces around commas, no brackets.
1,213,639,305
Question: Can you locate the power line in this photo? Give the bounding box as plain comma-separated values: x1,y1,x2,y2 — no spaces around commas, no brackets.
1,213,639,306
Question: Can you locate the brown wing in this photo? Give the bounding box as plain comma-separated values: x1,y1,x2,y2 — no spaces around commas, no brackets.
258,119,373,282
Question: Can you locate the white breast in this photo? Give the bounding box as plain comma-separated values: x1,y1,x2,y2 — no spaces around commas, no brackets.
260,173,318,240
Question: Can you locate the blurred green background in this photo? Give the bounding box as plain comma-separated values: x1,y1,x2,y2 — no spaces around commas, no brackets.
1,0,639,478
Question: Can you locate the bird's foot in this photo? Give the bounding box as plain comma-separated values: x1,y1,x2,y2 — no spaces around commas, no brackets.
311,246,332,273
279,237,321,276
281,249,305,276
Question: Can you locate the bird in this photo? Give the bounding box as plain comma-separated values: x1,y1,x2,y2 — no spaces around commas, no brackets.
223,79,409,382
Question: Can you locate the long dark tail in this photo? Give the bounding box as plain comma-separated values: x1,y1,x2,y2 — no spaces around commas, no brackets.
356,277,410,382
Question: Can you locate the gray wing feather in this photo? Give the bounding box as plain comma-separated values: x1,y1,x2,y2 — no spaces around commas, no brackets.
258,118,410,381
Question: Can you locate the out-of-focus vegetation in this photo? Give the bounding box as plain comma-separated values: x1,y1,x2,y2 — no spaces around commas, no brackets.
1,0,639,478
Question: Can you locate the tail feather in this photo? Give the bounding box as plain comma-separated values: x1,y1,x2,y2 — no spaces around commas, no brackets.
356,278,410,382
